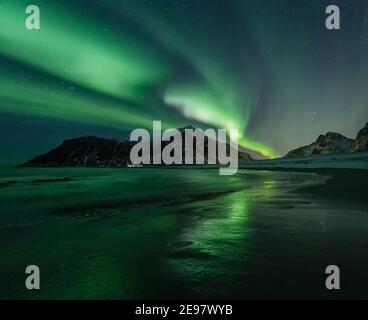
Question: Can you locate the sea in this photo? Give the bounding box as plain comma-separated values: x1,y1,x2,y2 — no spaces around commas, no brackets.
0,167,367,299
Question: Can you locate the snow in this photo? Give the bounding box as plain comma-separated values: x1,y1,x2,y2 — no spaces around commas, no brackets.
242,151,368,170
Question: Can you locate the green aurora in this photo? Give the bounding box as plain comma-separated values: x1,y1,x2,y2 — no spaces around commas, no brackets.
0,0,368,161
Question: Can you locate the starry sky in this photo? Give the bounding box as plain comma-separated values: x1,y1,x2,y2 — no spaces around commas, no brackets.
0,0,368,163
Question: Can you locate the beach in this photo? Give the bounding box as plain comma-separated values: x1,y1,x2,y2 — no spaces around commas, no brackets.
0,167,367,299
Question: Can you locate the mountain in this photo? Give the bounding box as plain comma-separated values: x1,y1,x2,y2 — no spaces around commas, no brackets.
285,122,368,158
22,129,253,167
23,136,135,167
349,122,368,153
170,126,253,163
285,132,354,158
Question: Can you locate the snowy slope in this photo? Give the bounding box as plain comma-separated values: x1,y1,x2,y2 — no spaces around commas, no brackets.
243,152,368,170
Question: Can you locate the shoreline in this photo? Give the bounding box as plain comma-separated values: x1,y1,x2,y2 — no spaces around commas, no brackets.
3,165,367,205
9,164,368,172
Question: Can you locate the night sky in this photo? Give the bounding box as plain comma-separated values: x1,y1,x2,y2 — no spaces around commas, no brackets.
0,0,368,163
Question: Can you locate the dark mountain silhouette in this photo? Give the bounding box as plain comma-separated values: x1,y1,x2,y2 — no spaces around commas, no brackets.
22,127,253,167
22,136,135,167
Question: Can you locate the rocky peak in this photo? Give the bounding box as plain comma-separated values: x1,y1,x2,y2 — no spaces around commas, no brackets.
349,122,368,153
286,132,353,158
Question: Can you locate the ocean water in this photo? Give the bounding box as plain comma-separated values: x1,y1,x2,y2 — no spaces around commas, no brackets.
0,167,367,299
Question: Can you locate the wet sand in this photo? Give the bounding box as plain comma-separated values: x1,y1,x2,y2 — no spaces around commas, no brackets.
0,167,367,299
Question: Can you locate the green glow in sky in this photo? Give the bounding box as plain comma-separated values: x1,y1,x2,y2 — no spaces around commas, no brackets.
1,0,367,160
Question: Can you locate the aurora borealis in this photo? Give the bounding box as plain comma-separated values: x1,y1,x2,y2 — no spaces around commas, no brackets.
0,0,368,162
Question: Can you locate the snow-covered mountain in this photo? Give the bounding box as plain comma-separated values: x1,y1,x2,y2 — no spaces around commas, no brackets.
285,122,368,158
285,132,353,158
350,122,368,153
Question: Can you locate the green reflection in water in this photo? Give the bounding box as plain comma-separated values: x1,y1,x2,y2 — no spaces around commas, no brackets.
163,175,276,297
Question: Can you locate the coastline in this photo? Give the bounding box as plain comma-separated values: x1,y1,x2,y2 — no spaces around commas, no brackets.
0,165,367,299
3,162,368,206
240,166,368,204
